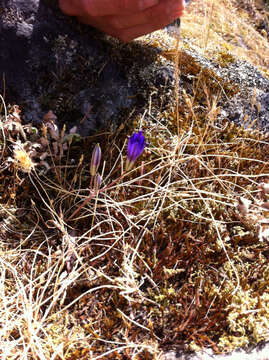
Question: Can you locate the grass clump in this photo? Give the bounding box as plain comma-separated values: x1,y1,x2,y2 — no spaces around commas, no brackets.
0,83,269,359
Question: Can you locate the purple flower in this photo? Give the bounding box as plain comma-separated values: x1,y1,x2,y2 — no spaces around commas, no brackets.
126,131,145,171
90,143,101,176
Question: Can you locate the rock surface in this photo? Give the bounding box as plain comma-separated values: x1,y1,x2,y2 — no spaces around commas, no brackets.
1,0,269,136
0,0,159,134
165,339,269,360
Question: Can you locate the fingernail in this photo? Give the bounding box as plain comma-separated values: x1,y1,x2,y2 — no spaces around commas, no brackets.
139,0,159,11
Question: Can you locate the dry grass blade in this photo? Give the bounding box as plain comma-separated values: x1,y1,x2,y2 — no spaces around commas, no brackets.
0,0,269,359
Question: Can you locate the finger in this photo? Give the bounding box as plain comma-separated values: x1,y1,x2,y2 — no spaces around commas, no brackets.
81,12,184,42
109,13,184,42
107,0,184,30
59,0,80,15
59,0,160,17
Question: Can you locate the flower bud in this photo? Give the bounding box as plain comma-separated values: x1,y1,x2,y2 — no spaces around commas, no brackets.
94,173,102,192
90,143,101,176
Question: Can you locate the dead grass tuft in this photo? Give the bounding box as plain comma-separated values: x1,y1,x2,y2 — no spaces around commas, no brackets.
0,1,269,359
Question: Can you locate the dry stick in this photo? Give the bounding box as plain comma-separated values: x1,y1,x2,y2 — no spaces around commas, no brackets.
0,94,7,160
80,105,92,124
184,0,214,155
174,22,181,140
42,126,62,186
68,153,84,191
68,155,166,222
67,170,127,221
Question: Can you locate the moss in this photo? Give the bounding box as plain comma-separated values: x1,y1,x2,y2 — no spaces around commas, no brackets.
217,51,236,67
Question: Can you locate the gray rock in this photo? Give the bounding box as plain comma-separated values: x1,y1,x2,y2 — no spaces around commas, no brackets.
0,0,159,135
1,0,268,136
164,339,269,360
166,44,269,133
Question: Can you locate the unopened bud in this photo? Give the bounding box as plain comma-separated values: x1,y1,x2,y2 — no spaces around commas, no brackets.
90,143,101,176
94,173,102,192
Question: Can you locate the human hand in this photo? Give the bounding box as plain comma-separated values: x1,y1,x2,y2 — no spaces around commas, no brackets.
59,0,185,42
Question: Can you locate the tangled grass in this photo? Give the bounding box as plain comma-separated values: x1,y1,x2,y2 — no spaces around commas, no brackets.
0,0,269,359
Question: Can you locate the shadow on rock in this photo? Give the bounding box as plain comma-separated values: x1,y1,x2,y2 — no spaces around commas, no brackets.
0,0,160,135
